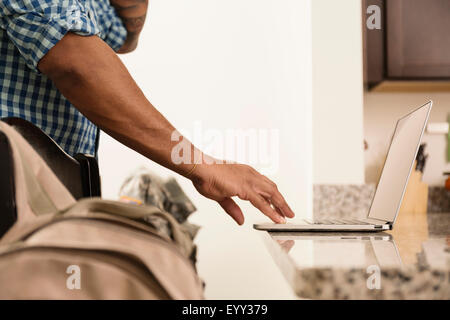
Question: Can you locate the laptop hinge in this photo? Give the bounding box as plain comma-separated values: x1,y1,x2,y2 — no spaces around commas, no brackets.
363,217,390,225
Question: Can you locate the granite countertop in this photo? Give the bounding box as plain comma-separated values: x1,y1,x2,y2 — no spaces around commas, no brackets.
261,212,450,299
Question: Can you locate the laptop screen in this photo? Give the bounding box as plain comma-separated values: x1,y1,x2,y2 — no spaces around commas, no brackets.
367,101,432,223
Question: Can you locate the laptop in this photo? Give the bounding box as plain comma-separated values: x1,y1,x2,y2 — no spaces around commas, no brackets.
254,101,433,232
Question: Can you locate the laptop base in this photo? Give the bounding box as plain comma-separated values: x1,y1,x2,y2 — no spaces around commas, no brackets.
253,221,391,232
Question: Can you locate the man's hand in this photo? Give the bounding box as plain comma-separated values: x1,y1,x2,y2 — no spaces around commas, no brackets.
110,0,149,53
190,157,295,225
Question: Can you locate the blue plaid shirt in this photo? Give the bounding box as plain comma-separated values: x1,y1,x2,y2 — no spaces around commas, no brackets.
0,0,127,156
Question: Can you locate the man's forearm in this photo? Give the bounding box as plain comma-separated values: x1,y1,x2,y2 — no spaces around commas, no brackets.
110,0,148,53
38,33,198,177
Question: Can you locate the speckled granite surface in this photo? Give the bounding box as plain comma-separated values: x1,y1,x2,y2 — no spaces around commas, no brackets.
428,187,450,213
262,213,450,299
314,184,450,217
291,266,448,299
313,184,375,219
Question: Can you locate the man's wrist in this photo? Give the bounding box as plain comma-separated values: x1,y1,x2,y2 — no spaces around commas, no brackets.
183,152,215,184
188,162,210,185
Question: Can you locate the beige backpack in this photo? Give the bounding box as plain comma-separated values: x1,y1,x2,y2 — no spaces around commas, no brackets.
0,122,204,299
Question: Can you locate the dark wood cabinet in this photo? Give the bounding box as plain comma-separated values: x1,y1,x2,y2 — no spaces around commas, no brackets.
364,0,450,88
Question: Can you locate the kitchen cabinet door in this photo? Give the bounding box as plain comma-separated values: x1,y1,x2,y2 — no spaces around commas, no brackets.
387,0,450,79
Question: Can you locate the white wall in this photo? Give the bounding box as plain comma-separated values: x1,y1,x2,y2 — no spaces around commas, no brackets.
98,0,313,299
99,0,312,213
364,92,450,186
312,0,365,185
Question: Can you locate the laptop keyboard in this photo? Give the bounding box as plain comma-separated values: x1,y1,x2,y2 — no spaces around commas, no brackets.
303,218,371,225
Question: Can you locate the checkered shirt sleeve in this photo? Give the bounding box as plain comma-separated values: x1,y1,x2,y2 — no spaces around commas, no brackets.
0,0,126,72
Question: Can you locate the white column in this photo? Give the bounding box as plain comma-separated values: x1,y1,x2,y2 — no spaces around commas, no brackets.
312,0,365,184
